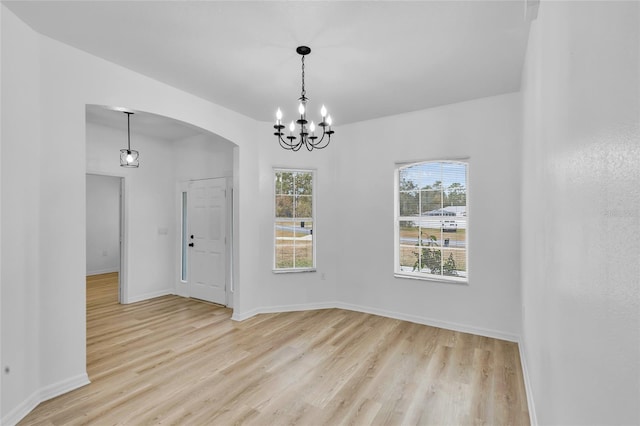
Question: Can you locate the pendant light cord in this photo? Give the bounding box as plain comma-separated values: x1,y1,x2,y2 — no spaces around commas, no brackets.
126,112,132,151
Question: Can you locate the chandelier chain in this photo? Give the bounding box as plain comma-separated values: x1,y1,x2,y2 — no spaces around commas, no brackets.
300,55,306,100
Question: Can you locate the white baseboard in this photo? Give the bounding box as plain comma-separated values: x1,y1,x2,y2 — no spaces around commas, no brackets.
334,302,520,342
2,389,41,426
86,268,119,276
518,338,538,426
231,301,518,342
126,289,174,304
2,373,90,426
231,301,337,322
39,373,90,402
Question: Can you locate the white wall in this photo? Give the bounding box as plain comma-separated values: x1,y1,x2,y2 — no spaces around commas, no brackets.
231,134,340,318
335,93,522,340
0,6,41,422
173,133,234,182
87,123,176,302
86,174,120,275
521,1,640,424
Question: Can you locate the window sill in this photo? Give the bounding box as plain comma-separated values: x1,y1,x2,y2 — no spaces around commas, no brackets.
394,272,468,285
273,268,316,274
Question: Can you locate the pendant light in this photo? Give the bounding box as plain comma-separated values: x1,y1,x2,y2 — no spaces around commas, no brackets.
120,111,139,168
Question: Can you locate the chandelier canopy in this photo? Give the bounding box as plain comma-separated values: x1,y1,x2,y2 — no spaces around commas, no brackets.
274,46,334,151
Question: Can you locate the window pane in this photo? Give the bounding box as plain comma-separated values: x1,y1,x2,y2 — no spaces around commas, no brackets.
295,195,312,219
443,163,467,211
441,223,466,249
421,190,443,216
412,246,442,275
400,162,441,189
399,245,417,271
294,221,313,268
442,249,466,277
275,243,294,269
294,172,313,195
275,172,294,195
399,220,419,246
275,221,295,268
399,191,419,216
276,195,294,218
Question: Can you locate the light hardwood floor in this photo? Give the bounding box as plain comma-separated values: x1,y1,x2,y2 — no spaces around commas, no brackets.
20,273,529,425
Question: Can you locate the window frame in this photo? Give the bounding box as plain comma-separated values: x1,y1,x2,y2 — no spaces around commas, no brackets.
394,159,469,284
273,168,317,273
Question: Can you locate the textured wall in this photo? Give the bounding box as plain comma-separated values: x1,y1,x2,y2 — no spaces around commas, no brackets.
521,2,640,424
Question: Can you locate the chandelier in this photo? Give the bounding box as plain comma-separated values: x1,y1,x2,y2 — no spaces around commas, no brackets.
119,111,139,167
274,46,334,151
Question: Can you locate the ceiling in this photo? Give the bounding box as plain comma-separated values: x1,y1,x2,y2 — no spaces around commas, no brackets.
4,1,533,126
86,105,210,141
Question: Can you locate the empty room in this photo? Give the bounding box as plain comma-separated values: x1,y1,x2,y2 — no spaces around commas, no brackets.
1,1,638,425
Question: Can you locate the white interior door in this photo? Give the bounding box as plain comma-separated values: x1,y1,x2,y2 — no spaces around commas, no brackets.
188,178,227,305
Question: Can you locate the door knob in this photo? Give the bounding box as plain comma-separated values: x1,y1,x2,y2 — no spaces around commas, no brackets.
188,243,194,247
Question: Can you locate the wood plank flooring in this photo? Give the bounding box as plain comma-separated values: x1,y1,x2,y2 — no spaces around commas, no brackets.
19,273,529,425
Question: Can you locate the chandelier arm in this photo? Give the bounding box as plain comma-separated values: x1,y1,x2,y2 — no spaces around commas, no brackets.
278,134,298,150
307,126,330,149
311,133,331,150
278,136,293,150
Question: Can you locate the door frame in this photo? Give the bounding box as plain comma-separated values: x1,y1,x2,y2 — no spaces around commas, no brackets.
85,172,128,304
176,177,232,306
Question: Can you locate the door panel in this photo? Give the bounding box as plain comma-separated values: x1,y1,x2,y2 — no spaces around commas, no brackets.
188,178,226,305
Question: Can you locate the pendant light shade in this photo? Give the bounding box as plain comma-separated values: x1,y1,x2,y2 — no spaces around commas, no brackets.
120,148,139,168
120,111,139,168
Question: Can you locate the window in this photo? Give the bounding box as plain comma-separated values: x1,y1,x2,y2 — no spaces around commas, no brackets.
274,169,315,271
395,160,468,282
181,191,188,282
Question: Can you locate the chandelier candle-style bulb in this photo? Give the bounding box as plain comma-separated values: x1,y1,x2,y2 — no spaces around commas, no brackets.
273,46,335,151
